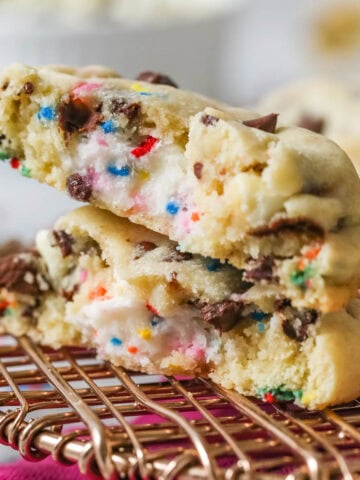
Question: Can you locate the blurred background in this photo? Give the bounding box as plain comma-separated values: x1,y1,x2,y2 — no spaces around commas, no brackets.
1,0,360,466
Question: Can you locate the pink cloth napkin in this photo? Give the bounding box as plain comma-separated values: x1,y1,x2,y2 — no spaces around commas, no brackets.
0,458,87,479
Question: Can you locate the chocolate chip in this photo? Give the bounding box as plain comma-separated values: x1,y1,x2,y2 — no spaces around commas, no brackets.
58,96,102,135
201,114,219,126
22,298,40,318
52,230,74,258
297,114,325,134
0,253,50,296
110,99,141,120
61,285,79,302
164,247,193,262
23,82,34,94
134,241,157,259
1,82,9,91
282,308,318,342
244,256,277,282
66,174,93,202
274,297,291,311
250,218,324,238
193,162,203,180
136,71,178,88
199,300,244,332
243,113,278,133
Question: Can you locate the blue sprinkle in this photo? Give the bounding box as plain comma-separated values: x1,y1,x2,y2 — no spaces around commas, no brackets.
257,322,266,333
166,201,180,215
251,311,266,321
101,120,117,134
151,316,162,327
110,337,123,347
37,106,56,121
205,258,222,272
107,164,131,177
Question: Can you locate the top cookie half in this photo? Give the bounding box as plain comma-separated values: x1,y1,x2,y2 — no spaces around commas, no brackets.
1,64,360,312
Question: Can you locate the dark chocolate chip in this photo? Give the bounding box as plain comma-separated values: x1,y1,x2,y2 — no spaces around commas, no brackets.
164,247,193,262
61,285,79,302
52,230,74,258
201,114,219,126
22,298,40,318
243,113,278,133
134,241,158,259
58,96,102,135
110,99,141,120
0,253,49,296
23,82,34,94
297,114,325,134
250,217,324,238
199,300,244,332
2,82,9,91
281,308,318,342
136,71,178,88
193,162,203,180
244,256,277,282
66,174,93,202
274,297,291,311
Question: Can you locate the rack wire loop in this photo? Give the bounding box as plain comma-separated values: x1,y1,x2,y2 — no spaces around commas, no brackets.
0,335,359,479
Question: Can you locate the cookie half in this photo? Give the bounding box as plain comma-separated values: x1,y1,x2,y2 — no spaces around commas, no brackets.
1,206,360,409
1,64,360,312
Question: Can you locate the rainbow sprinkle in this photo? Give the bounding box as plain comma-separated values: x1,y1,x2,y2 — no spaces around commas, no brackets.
128,346,138,354
131,136,159,158
138,328,152,341
110,337,123,347
257,386,303,402
251,311,266,321
20,165,31,178
101,120,117,134
205,258,222,272
257,322,266,333
37,106,56,122
107,164,131,177
150,316,162,327
0,152,9,160
166,201,180,215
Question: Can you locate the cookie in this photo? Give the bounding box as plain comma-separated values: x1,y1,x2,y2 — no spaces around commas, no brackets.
1,64,360,312
258,78,360,175
1,206,360,409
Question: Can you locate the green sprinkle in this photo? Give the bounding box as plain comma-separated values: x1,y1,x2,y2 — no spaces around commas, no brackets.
20,165,31,178
290,264,315,289
0,151,9,161
257,385,300,402
4,308,12,316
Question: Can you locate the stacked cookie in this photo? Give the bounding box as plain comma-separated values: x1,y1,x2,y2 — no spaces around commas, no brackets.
1,64,360,409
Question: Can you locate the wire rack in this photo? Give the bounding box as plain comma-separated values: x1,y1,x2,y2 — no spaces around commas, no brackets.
0,335,360,480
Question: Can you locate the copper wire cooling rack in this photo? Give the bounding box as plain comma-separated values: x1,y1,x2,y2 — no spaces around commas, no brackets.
0,336,360,479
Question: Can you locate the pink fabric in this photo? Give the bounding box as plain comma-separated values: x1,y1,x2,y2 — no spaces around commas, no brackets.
0,458,87,479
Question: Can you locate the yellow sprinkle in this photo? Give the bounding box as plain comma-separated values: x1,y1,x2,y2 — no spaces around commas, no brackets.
138,170,150,181
138,328,152,341
131,83,151,93
301,390,317,405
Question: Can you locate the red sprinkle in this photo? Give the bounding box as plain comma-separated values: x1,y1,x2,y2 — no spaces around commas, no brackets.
146,303,159,316
10,158,20,169
264,392,276,403
128,346,138,354
131,136,159,158
0,300,10,310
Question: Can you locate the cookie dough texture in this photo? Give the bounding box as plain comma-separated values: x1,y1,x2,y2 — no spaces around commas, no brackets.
258,78,360,175
1,206,360,410
1,64,360,313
